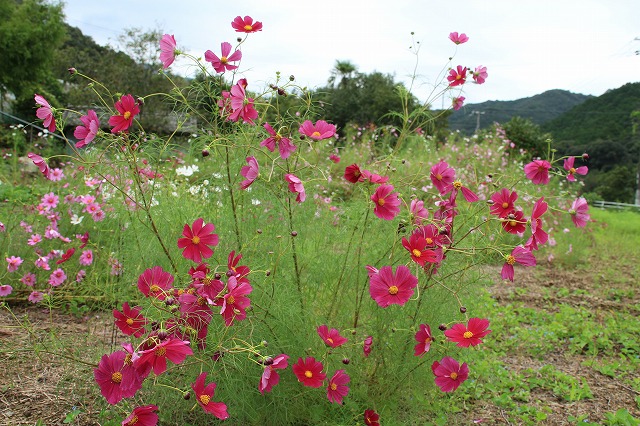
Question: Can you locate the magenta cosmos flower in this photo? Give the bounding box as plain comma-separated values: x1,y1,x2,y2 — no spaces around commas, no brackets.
205,42,242,73
292,356,326,388
402,233,437,267
219,276,253,326
284,173,306,203
364,409,380,426
524,159,551,185
74,110,100,148
27,152,51,179
501,245,536,281
472,65,488,84
569,197,590,228
326,369,350,404
299,120,336,141
0,285,13,297
363,335,373,357
231,15,263,33
430,160,456,194
490,188,518,218
228,79,258,124
34,94,56,132
94,350,139,405
445,317,492,347
122,404,159,426
316,324,348,348
501,210,527,235
414,323,433,356
432,356,469,392
191,372,229,419
563,156,588,182
259,354,289,394
240,156,259,190
113,302,147,337
369,264,417,308
135,337,193,375
526,197,549,251
6,256,23,272
159,34,178,68
344,163,364,183
370,184,401,220
448,32,469,45
177,218,219,263
137,266,174,300
447,65,467,87
410,199,429,225
452,96,465,111
261,122,296,159
109,94,140,133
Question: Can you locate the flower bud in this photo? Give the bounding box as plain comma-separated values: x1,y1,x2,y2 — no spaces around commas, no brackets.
202,149,210,158
237,37,242,42
214,273,222,280
460,306,467,313
291,231,298,237
582,153,589,161
289,75,295,81
263,357,274,365
265,270,271,277
342,358,350,365
183,391,191,400
68,67,77,75
256,229,263,234
157,330,169,340
277,88,287,97
438,323,447,331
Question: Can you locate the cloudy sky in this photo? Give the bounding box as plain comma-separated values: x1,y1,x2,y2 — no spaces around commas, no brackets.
62,0,639,106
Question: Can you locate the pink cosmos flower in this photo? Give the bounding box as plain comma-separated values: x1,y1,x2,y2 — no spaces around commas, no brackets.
501,210,527,235
35,256,50,270
109,94,140,133
240,156,259,190
524,159,551,185
113,302,147,337
231,15,263,33
327,369,350,404
329,153,340,163
449,32,469,45
177,218,219,263
135,338,193,376
284,174,306,203
227,79,258,124
569,197,590,228
299,120,336,140
316,325,348,348
450,180,479,203
159,34,178,68
79,249,93,265
74,110,100,148
409,199,429,225
364,409,380,426
28,291,44,303
0,285,12,296
261,123,296,159
430,161,456,194
447,65,467,87
48,268,67,286
94,350,139,405
563,156,588,182
205,42,242,73
371,184,401,220
20,272,36,287
445,317,492,347
6,256,23,272
259,354,289,394
368,265,417,308
501,245,536,281
452,96,465,111
432,356,469,392
363,336,373,357
414,323,433,356
122,404,159,426
526,197,549,251
292,357,326,388
344,163,364,183
27,153,51,179
191,372,229,419
34,94,56,132
402,233,437,266
219,276,253,326
472,65,488,84
361,170,389,184
137,266,174,300
41,192,59,209
490,188,518,218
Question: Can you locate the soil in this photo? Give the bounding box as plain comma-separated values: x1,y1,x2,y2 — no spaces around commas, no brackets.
1,263,638,425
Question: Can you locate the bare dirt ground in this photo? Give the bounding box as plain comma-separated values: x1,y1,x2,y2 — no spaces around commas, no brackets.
1,264,638,425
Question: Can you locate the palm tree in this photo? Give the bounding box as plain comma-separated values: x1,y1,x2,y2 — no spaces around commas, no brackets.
328,60,357,88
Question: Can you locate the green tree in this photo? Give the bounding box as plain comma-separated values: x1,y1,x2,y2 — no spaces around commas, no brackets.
0,0,65,108
503,116,550,158
328,60,357,89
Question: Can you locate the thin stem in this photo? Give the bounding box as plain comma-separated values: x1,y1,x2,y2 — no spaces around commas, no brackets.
286,196,304,313
225,145,242,249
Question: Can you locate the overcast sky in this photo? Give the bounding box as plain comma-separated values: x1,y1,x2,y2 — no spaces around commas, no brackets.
62,0,639,106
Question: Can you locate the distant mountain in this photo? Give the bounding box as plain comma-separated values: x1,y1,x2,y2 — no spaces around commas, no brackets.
448,89,592,134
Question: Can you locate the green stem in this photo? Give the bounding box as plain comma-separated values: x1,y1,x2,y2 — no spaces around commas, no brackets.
225,145,242,249
286,196,304,313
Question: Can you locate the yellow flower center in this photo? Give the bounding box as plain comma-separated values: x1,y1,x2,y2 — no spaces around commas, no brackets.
124,353,133,366
502,202,509,209
111,371,123,383
330,383,338,391
227,295,236,305
463,331,474,339
275,134,282,142
327,337,334,344
450,372,458,380
569,167,576,174
244,24,253,31
509,220,517,227
197,296,207,306
126,318,134,325
425,237,433,245
155,346,167,357
192,235,201,244
199,394,210,405
149,284,161,294
425,337,432,344
123,111,131,120
506,254,516,265
312,131,321,138
304,370,313,378
377,198,385,206
221,56,228,64
127,415,139,425
435,173,443,181
412,249,422,258
388,285,399,295
453,181,462,190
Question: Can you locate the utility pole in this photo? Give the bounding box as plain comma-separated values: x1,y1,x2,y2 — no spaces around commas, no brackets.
470,110,485,134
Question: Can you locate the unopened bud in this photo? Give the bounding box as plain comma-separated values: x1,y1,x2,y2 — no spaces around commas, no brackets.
277,88,287,97
582,153,589,161
237,37,242,42
136,97,144,106
265,270,271,277
342,358,350,365
438,323,447,331
214,273,222,280
183,391,191,400
202,149,210,157
68,67,77,75
460,306,467,313
289,75,295,81
291,231,297,237
157,330,169,340
263,357,274,365
256,229,263,234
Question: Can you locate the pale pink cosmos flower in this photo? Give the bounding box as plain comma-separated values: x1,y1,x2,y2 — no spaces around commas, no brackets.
472,66,488,84
501,246,536,281
20,272,37,287
452,96,465,111
159,34,178,68
27,234,43,246
34,94,56,132
409,199,429,225
449,32,469,44
28,153,51,180
49,268,67,286
0,285,13,296
228,79,258,124
6,256,23,272
49,168,64,181
41,192,59,210
563,156,588,182
79,250,94,266
35,257,50,270
299,120,336,140
205,42,242,73
74,110,100,148
569,197,590,228
76,270,86,283
28,291,44,303
240,156,259,190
